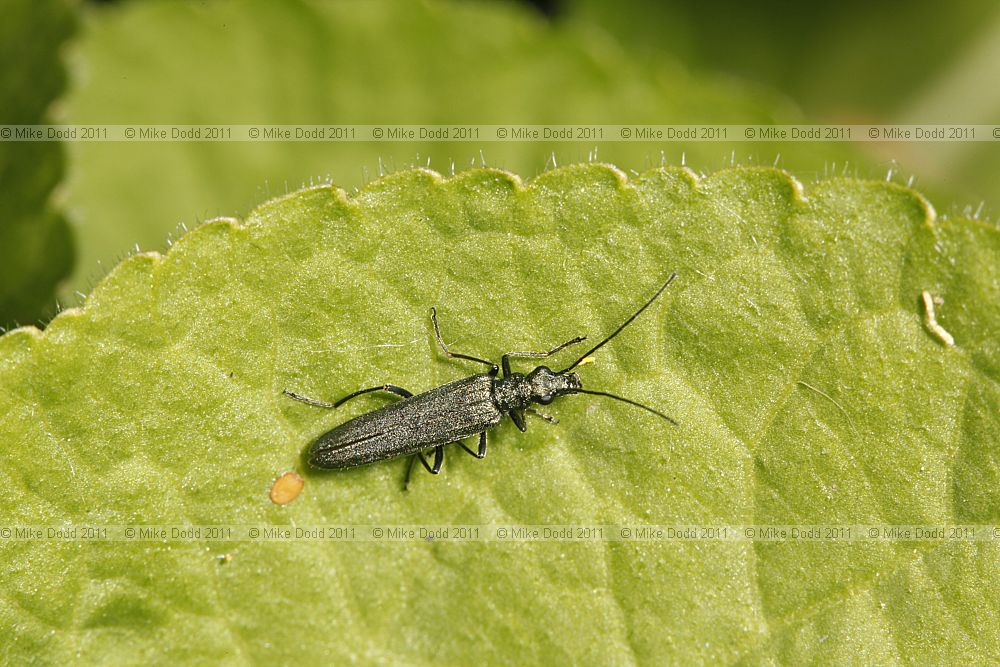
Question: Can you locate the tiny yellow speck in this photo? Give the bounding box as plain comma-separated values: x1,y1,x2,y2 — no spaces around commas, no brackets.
576,356,597,367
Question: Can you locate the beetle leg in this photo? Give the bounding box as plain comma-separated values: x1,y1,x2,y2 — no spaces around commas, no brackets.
510,409,527,432
501,335,587,375
428,446,444,473
430,307,499,374
526,408,558,424
458,431,488,459
282,390,339,408
404,445,445,490
283,384,412,409
333,384,413,407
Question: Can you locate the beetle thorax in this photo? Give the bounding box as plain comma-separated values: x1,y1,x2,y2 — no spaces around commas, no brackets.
492,366,582,412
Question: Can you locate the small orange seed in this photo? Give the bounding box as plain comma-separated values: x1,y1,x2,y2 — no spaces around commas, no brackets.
270,471,305,505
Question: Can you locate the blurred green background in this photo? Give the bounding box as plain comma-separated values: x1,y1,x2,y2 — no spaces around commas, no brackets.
2,0,998,329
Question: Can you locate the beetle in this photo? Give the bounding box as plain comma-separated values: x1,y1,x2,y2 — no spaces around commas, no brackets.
284,273,678,488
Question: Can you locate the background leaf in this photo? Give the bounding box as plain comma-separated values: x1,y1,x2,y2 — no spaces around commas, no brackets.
563,0,998,118
0,0,76,328
61,0,861,300
561,0,1000,220
1,164,997,663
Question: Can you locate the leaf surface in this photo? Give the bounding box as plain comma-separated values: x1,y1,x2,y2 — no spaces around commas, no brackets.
1,164,997,664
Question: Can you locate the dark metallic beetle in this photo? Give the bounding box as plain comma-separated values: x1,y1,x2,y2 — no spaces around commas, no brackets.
284,273,677,487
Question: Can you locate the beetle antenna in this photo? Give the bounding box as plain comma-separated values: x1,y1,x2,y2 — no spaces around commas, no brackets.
561,272,677,372
571,389,677,424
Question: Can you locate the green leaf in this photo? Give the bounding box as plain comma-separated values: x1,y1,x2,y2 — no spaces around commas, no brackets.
564,0,1000,118
562,0,1000,229
0,0,76,327
62,0,861,299
1,164,997,663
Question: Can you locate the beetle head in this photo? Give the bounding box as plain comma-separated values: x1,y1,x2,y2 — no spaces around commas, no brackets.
527,366,582,405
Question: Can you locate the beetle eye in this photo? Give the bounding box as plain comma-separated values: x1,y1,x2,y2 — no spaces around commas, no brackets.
538,394,553,405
